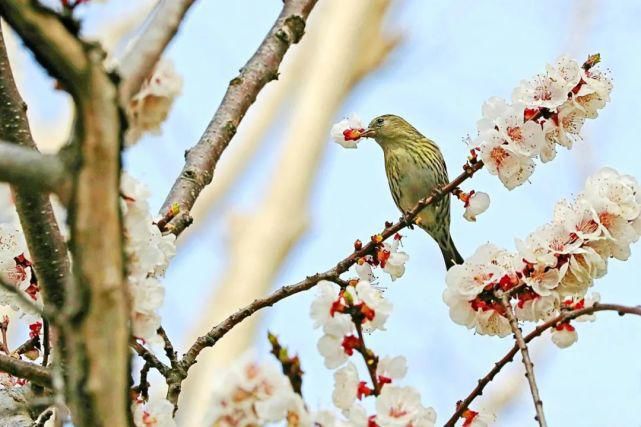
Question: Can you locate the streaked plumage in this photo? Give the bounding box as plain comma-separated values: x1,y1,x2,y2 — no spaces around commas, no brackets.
364,114,463,269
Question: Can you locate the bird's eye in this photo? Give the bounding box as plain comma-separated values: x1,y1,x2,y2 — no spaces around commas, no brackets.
376,117,385,126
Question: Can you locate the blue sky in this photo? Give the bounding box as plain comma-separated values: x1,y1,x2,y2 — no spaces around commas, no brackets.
14,0,641,425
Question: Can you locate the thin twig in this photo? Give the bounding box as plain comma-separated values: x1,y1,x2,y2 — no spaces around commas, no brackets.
157,326,177,368
158,0,319,236
0,317,9,354
118,0,196,103
444,303,641,426
180,161,484,371
500,295,547,427
132,362,151,402
354,321,380,395
33,407,54,427
130,341,171,377
42,320,50,367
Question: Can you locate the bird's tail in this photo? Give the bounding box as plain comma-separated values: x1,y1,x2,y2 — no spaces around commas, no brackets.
437,233,464,270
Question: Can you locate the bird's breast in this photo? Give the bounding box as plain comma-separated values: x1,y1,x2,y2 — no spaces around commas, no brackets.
384,147,443,212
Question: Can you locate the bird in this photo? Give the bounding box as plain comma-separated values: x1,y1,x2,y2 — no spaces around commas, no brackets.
360,114,463,270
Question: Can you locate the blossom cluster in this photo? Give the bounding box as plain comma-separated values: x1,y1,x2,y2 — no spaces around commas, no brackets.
354,233,409,282
310,280,437,426
207,355,309,426
444,167,640,347
474,54,612,190
121,174,176,343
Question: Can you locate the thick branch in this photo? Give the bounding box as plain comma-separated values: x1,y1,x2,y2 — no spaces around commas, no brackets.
0,353,52,388
0,24,71,312
444,303,641,427
0,141,69,197
180,161,484,371
158,0,319,236
118,0,196,102
501,296,547,427
0,1,89,97
1,4,129,426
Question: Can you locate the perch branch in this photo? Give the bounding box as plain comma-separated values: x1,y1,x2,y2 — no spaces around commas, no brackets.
158,0,319,236
180,161,484,371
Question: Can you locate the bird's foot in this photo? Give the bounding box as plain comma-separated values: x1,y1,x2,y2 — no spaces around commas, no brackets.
402,212,417,229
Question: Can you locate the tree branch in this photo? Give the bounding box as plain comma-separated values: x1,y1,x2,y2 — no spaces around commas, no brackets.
0,1,88,97
444,303,641,427
118,0,196,103
0,141,69,198
180,161,484,371
500,295,547,427
157,327,178,369
131,341,170,377
158,0,319,236
0,353,52,388
0,23,71,314
1,3,129,425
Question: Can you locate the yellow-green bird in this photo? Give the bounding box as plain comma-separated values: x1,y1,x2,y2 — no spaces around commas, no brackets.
361,114,463,270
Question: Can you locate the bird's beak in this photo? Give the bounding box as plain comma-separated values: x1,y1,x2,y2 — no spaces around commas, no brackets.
360,128,376,138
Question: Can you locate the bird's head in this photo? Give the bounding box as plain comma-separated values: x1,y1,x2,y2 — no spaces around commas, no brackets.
360,114,421,147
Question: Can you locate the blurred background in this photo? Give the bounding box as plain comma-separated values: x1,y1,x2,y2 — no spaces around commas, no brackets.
7,0,641,425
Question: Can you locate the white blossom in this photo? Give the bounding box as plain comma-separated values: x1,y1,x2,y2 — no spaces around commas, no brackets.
133,398,175,427
477,129,535,190
310,281,339,329
376,355,408,382
463,191,490,222
573,67,613,119
515,292,559,322
122,174,176,343
543,103,586,150
462,409,497,427
512,71,569,109
551,326,578,348
255,391,309,425
127,59,183,145
354,280,393,331
208,356,301,426
374,386,436,427
380,237,409,281
495,102,545,157
331,113,365,149
332,362,359,410
355,260,376,282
